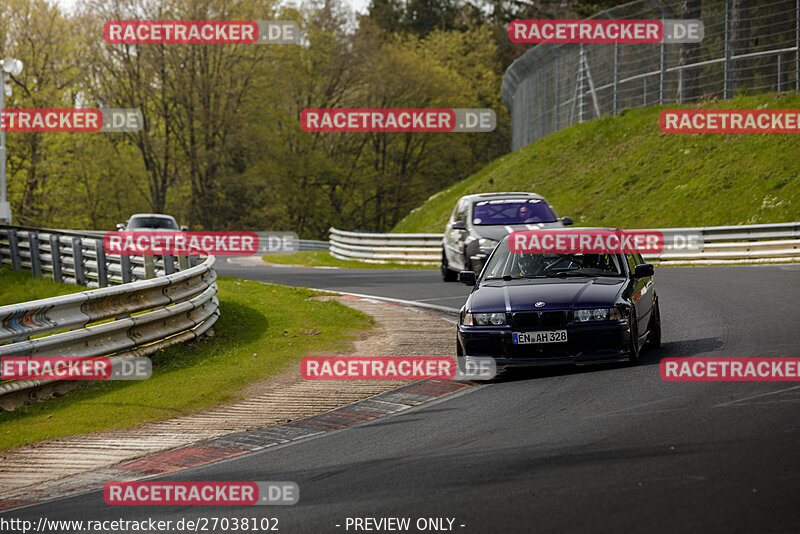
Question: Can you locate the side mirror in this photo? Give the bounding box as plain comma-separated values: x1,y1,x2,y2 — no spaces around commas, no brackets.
115,223,125,231
633,264,654,278
458,271,476,286
561,217,574,226
452,220,467,231
180,225,189,231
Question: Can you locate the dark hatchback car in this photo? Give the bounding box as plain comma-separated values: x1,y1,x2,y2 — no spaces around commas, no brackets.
456,234,661,369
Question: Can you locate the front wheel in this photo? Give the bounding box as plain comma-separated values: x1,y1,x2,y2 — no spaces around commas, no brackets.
646,300,662,349
441,250,457,282
628,313,640,364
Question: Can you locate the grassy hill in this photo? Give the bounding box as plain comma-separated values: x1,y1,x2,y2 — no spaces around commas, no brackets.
393,93,800,233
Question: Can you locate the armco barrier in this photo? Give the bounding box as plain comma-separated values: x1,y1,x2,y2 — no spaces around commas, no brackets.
329,228,442,264
329,223,800,266
0,226,219,408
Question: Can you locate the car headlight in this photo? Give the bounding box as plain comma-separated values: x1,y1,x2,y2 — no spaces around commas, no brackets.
462,312,506,326
478,238,498,253
573,308,622,322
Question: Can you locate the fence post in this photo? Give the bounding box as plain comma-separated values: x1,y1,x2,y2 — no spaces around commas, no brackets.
660,15,666,104
49,234,62,282
164,254,175,275
778,54,783,91
71,237,86,286
555,51,561,129
178,255,190,270
143,255,155,279
613,43,620,114
724,0,733,99
28,232,41,278
121,254,132,283
578,44,585,123
678,67,685,104
95,239,108,287
8,229,21,270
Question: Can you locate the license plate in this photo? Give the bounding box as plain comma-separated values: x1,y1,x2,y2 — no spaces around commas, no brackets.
513,330,568,344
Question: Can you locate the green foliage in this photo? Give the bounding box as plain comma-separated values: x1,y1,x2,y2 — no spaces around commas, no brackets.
393,93,800,233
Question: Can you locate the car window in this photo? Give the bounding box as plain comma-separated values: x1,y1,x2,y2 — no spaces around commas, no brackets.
472,200,557,225
483,241,624,279
626,254,638,273
455,200,469,223
129,217,179,230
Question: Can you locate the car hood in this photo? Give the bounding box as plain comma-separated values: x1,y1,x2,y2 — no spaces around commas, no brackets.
470,221,565,241
468,277,627,312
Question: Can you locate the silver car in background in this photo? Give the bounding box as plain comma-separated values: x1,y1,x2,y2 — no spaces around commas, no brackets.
441,192,573,281
116,213,188,232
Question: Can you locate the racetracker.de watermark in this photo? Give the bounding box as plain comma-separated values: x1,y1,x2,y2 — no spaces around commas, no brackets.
0,356,151,381
508,229,703,255
661,358,800,381
104,481,298,505
300,109,496,133
660,110,800,133
0,109,142,132
301,356,496,381
103,231,299,256
104,21,300,45
509,19,703,43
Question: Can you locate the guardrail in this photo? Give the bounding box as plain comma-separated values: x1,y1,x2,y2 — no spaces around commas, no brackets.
0,225,219,409
329,223,800,266
329,228,442,264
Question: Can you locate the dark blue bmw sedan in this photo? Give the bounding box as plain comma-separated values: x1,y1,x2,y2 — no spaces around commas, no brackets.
456,233,661,369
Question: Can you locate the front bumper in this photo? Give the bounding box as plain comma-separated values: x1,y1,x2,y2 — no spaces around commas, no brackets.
458,321,631,367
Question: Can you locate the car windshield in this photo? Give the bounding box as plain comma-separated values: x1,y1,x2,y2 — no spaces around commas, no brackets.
472,200,557,225
482,241,625,279
128,217,178,230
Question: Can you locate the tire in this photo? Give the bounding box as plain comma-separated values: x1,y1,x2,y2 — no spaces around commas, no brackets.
441,250,457,282
646,300,662,349
628,312,640,363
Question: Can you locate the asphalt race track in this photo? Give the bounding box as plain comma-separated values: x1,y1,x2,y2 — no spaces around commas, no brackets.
5,261,800,533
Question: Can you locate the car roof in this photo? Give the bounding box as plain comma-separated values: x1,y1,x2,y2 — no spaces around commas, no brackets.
460,192,547,202
129,213,177,219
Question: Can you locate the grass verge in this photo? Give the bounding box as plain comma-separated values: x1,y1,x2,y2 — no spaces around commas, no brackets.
0,267,84,306
393,92,800,233
263,251,434,269
0,277,373,450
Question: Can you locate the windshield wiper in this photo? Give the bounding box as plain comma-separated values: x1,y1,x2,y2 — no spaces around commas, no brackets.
545,271,591,278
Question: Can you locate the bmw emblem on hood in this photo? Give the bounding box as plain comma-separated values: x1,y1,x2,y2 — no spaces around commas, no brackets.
535,301,545,307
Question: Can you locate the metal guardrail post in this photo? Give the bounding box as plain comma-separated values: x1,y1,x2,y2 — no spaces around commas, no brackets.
8,229,21,270
164,254,175,275
71,237,85,286
28,231,41,278
778,54,783,91
143,255,155,279
121,254,132,283
613,43,620,114
724,0,733,99
579,45,586,124
178,255,190,270
95,239,108,287
49,234,62,282
188,255,197,268
660,15,666,105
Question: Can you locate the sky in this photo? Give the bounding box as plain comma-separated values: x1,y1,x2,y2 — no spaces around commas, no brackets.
54,0,372,15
